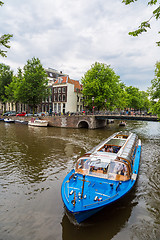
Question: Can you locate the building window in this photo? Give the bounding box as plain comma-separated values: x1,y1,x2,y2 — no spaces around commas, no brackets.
58,103,61,112
62,94,65,102
58,95,62,102
54,88,57,93
58,78,62,84
54,95,58,101
62,87,66,93
54,103,57,112
49,95,52,102
63,103,65,114
58,88,61,93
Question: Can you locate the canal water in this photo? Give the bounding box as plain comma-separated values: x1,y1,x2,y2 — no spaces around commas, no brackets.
0,120,159,240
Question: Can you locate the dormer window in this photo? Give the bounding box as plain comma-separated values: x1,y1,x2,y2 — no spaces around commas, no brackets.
58,77,63,83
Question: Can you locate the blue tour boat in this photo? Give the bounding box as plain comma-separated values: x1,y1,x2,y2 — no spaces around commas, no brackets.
61,131,141,223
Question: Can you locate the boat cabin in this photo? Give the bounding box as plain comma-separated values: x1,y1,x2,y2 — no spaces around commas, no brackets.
75,157,130,181
75,132,138,182
97,133,129,154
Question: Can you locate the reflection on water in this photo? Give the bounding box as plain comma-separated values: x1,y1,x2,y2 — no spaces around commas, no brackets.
62,188,137,240
0,121,160,240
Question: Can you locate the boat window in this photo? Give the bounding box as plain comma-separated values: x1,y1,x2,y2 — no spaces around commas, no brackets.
107,161,129,180
89,161,109,175
107,138,126,147
99,145,121,153
76,158,90,171
114,134,128,139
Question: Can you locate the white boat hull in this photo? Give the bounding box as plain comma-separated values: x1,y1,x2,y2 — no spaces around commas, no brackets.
4,118,15,123
28,120,48,127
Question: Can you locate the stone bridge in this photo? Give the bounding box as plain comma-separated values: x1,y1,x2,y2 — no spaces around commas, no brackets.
45,115,106,129
44,114,159,129
10,114,159,129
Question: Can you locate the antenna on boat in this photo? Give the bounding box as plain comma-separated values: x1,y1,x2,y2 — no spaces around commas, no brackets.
81,175,85,199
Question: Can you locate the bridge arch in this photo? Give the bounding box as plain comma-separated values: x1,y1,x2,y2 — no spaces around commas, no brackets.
77,120,89,129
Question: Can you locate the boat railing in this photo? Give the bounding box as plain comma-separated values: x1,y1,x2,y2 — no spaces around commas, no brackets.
83,193,119,208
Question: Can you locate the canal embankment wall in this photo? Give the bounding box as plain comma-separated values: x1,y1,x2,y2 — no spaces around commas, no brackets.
4,114,159,129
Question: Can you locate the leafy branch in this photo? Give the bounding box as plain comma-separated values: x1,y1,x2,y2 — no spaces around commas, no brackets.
0,34,13,57
0,1,13,57
122,0,160,46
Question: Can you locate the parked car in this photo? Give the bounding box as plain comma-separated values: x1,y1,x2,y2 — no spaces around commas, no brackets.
16,112,26,117
37,112,47,117
25,113,33,117
8,111,17,116
3,111,11,116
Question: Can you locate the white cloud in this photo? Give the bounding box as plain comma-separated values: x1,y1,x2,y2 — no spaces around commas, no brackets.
0,0,159,90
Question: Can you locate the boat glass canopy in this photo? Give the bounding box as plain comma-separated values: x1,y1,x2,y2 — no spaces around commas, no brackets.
106,138,126,147
75,157,130,181
107,161,130,181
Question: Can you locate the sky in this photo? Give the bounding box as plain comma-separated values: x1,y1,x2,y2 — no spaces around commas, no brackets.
0,0,159,91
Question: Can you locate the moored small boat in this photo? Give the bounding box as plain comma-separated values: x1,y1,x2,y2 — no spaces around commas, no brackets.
15,120,28,125
61,131,141,223
28,118,48,127
119,121,126,126
4,118,15,123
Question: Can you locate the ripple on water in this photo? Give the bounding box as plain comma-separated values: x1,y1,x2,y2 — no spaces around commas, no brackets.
0,121,160,240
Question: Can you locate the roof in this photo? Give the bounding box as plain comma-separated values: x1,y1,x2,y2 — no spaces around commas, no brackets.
118,133,138,162
54,76,82,92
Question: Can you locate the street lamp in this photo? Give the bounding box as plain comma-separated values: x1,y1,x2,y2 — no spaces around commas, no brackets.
105,99,107,114
92,97,94,115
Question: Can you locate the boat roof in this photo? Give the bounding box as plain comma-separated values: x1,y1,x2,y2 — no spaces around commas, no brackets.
87,131,138,165
106,138,126,147
118,132,138,162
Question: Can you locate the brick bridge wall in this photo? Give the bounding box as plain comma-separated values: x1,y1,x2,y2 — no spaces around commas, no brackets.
7,115,106,129
44,115,106,129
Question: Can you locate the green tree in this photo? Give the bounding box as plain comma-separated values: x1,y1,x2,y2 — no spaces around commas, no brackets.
0,1,13,57
125,86,142,110
5,68,22,111
15,57,48,113
149,61,160,116
0,63,13,111
122,0,160,46
81,62,123,111
139,91,150,111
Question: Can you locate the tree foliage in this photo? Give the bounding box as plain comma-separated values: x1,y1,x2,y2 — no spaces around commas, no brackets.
125,86,141,109
149,61,160,116
0,63,13,104
125,86,150,111
5,68,23,103
82,62,150,112
0,1,13,57
139,90,150,111
81,62,125,110
122,0,160,46
12,57,49,112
